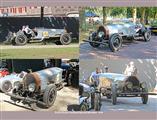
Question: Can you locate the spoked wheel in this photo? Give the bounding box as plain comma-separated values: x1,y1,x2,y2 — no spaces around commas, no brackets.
60,33,72,45
15,33,28,45
109,34,122,52
111,83,117,105
43,84,57,108
144,30,151,42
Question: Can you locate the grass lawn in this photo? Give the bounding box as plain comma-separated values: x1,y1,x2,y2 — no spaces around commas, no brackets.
0,47,79,59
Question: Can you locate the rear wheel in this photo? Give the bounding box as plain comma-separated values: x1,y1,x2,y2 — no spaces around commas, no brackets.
15,33,28,45
109,34,122,52
111,83,117,105
43,84,57,108
60,33,72,45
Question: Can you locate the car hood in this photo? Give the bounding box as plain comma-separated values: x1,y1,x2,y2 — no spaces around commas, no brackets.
0,74,21,82
98,73,128,82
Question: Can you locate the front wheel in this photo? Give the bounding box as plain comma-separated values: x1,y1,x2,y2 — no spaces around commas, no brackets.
109,34,122,52
144,30,151,42
43,84,57,108
60,33,72,45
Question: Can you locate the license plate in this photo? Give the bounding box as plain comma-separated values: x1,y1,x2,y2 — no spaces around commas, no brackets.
42,32,49,37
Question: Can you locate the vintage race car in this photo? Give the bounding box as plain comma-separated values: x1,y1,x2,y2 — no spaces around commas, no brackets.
4,27,72,46
89,73,156,105
5,67,63,110
0,72,27,92
84,20,151,52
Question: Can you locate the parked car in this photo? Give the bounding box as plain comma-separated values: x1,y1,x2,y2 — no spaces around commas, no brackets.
149,20,157,35
79,82,101,111
88,72,156,105
4,27,72,46
84,20,151,52
0,71,26,92
5,67,63,110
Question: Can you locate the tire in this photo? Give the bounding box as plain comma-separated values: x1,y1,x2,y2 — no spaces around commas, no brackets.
109,34,122,52
144,30,151,42
60,33,72,45
111,83,117,105
15,33,28,45
1,80,12,93
94,92,101,111
89,32,100,48
43,84,57,108
80,102,88,111
141,87,148,104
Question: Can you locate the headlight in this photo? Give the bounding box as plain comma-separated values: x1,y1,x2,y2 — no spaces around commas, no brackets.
28,83,36,92
14,81,20,89
126,82,133,89
2,81,12,92
141,82,146,88
98,31,104,38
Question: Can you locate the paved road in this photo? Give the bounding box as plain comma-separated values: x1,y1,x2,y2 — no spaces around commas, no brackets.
99,95,157,112
80,36,157,59
0,86,79,111
0,44,79,49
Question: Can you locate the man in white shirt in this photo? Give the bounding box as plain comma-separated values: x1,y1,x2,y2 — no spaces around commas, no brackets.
124,61,137,76
90,68,101,86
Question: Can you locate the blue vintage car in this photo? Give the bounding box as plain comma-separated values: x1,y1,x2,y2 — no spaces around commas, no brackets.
84,20,151,52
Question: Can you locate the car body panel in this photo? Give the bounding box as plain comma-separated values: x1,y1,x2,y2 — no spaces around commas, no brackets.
33,28,65,40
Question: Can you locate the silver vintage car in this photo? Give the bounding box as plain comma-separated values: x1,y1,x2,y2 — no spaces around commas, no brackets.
84,20,151,52
88,73,156,105
5,67,63,110
5,27,72,46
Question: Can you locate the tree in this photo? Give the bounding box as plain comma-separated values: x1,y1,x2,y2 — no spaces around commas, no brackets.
80,8,86,31
103,7,107,24
132,7,137,23
141,7,146,24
